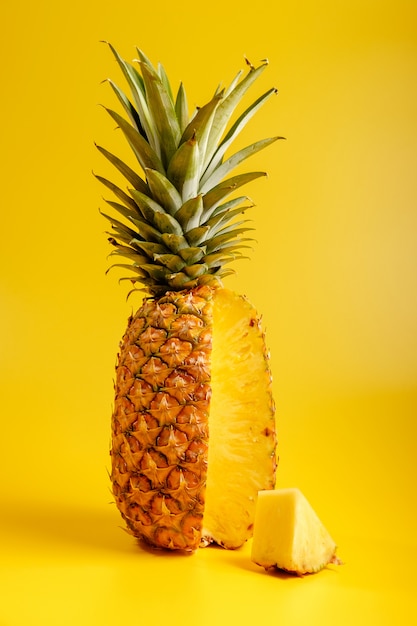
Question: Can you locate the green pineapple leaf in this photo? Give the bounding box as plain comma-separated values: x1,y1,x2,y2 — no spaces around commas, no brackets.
106,262,148,276
106,79,143,133
202,171,266,214
102,199,139,222
138,263,172,282
204,227,255,254
157,62,175,103
131,240,170,258
164,272,198,291
178,246,206,264
137,54,181,167
200,87,279,185
153,253,186,272
202,243,252,261
105,42,160,154
145,168,182,216
107,244,149,265
100,210,139,240
128,216,163,243
175,82,189,135
203,61,269,172
202,195,253,222
160,233,189,253
174,195,204,232
180,92,223,168
203,251,248,270
129,188,165,223
167,136,200,201
95,143,149,193
204,206,252,238
200,136,279,194
222,69,244,97
94,174,140,212
104,107,165,174
153,211,183,237
184,225,211,247
184,263,209,279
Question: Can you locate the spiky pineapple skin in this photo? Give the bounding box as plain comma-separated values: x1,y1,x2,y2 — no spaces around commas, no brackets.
111,285,213,550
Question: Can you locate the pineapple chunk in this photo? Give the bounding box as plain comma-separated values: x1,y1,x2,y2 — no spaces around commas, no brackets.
251,488,340,574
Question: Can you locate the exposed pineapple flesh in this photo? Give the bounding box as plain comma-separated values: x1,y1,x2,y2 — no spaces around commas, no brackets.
202,288,276,548
251,488,339,574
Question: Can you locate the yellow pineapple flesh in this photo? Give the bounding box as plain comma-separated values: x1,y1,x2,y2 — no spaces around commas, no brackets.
251,488,340,574
202,288,276,548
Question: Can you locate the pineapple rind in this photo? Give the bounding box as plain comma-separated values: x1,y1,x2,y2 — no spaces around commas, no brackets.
110,285,213,551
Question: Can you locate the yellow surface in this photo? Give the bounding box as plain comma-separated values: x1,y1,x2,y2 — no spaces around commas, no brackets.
1,0,417,624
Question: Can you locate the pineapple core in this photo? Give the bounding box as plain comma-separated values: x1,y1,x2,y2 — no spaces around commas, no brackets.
251,488,340,574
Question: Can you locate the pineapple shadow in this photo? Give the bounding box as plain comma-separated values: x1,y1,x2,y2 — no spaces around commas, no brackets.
5,499,202,557
235,551,331,580
4,500,136,555
214,543,298,580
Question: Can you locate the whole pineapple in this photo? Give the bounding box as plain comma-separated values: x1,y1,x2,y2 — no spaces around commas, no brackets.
97,44,280,551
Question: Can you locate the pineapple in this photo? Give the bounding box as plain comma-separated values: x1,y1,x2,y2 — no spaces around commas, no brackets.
251,489,341,574
96,43,281,551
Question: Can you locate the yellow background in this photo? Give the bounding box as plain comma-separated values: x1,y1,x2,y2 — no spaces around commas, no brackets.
1,0,417,624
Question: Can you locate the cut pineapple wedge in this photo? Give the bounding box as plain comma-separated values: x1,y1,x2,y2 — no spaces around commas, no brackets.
251,488,341,574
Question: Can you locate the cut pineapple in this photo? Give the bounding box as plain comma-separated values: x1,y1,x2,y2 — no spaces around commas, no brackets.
111,285,276,550
251,488,340,574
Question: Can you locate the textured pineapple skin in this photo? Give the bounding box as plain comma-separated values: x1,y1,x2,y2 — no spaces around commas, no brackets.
111,285,213,551
110,285,276,551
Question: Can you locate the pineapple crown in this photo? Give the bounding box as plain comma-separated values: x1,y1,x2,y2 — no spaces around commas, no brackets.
96,43,283,297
